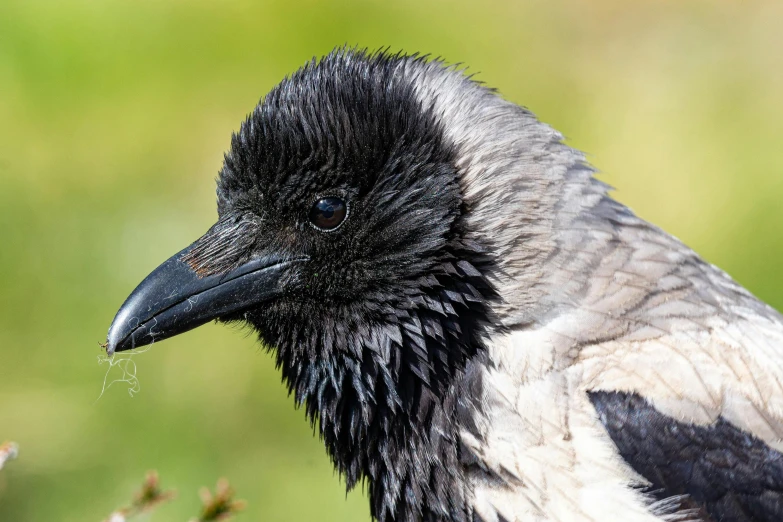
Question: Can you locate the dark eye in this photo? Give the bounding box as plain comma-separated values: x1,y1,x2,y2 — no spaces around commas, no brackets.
308,197,348,231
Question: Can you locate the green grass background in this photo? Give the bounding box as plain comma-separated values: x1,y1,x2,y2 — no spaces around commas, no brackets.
1,0,782,520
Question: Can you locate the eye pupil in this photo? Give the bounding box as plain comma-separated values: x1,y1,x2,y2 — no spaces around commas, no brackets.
309,197,347,231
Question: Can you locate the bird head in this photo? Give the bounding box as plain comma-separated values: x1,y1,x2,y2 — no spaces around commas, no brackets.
106,48,597,521
107,49,499,390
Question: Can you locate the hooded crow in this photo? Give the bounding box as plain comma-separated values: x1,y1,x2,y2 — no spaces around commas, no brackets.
106,49,783,522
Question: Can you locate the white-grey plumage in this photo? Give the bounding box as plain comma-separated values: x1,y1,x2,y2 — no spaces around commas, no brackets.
106,50,783,522
407,59,783,521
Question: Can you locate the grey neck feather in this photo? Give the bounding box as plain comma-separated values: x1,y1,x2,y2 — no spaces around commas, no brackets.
404,57,782,365
405,59,620,328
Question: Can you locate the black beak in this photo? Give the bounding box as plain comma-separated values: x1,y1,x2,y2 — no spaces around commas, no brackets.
105,226,305,355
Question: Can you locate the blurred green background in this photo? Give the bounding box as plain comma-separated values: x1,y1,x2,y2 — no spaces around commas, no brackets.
1,0,782,520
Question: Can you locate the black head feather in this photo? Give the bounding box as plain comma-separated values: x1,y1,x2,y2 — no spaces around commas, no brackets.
209,49,501,521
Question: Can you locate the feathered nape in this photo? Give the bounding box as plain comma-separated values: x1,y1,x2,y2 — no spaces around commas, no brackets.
270,233,499,522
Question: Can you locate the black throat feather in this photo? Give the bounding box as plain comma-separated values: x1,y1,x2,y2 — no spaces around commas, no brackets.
212,50,502,521
274,235,499,522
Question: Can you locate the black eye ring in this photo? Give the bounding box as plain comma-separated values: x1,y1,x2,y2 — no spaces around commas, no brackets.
308,196,348,232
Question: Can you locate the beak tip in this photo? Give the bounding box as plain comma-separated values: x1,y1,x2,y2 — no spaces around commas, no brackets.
99,338,115,356
105,319,129,356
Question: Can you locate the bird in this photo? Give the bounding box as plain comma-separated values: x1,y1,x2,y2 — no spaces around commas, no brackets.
105,49,783,522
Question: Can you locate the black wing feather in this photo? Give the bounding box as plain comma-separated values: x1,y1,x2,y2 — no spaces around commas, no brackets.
589,390,783,522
